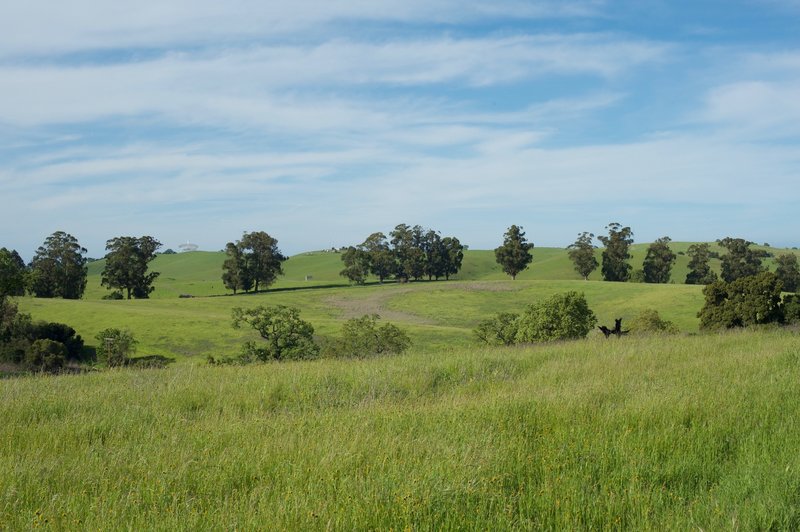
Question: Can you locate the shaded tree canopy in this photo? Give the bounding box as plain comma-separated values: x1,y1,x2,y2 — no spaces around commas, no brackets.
598,223,633,282
642,236,676,283
441,236,464,281
222,241,253,294
698,271,784,329
774,253,800,293
718,237,767,282
567,232,598,280
0,248,27,297
29,231,88,299
685,243,718,285
494,225,534,280
361,232,395,283
101,236,161,299
239,231,287,293
339,246,371,285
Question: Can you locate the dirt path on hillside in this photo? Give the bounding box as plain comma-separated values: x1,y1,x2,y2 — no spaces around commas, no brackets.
324,281,523,325
325,288,434,325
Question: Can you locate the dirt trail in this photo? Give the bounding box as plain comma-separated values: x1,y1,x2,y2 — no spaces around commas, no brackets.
324,288,433,325
324,281,522,325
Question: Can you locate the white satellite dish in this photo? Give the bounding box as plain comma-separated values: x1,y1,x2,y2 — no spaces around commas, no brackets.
178,242,199,252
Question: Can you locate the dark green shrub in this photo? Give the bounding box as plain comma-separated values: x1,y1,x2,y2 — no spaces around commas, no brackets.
30,322,85,361
784,294,800,325
698,272,784,330
0,297,32,363
515,291,597,343
231,305,319,362
95,328,137,367
628,309,678,334
474,312,520,346
323,314,411,358
25,339,66,372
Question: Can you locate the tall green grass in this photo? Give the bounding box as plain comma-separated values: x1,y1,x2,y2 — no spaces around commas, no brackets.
2,329,799,529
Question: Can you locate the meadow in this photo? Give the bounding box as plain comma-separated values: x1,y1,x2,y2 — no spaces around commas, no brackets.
4,244,800,528
16,246,719,360
2,331,800,529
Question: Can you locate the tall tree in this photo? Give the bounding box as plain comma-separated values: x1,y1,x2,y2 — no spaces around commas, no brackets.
239,231,286,292
0,248,27,297
567,232,598,280
441,236,464,281
718,237,766,282
422,229,444,281
339,246,371,285
362,232,394,283
390,224,418,282
775,253,800,292
642,236,676,283
494,225,534,280
29,231,88,299
222,242,253,294
685,243,718,285
598,223,633,282
101,236,161,299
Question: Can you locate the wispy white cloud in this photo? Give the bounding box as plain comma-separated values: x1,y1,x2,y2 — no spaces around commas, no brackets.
0,35,663,129
0,1,601,58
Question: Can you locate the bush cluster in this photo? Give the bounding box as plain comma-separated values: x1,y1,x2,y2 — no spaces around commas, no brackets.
0,296,86,372
627,309,678,334
216,306,412,365
474,291,596,345
698,272,788,330
322,314,411,358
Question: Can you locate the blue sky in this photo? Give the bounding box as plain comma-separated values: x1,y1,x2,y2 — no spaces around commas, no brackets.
1,0,799,259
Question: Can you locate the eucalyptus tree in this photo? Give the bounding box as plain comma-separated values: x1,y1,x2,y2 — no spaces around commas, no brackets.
102,236,161,299
567,232,598,280
29,231,88,299
598,223,633,282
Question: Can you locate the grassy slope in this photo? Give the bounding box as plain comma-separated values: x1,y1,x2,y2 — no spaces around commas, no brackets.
20,242,797,361
2,330,800,529
18,280,705,360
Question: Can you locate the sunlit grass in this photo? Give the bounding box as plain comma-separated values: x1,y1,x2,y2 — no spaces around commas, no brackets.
2,329,799,529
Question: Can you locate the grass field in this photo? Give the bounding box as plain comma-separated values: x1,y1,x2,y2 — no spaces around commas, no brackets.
2,330,800,529
5,244,800,528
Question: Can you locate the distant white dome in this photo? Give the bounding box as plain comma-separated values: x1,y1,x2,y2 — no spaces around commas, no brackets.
178,242,199,252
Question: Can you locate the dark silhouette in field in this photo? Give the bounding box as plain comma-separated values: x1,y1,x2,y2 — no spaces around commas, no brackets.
599,318,630,338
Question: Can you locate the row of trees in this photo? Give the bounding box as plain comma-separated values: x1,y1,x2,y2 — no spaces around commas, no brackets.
1,232,162,300
561,224,800,289
339,224,464,284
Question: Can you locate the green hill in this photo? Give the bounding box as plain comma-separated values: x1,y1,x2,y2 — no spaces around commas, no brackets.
17,242,799,362
83,243,799,300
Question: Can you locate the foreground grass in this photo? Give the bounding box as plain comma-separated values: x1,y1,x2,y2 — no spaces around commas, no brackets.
2,329,800,529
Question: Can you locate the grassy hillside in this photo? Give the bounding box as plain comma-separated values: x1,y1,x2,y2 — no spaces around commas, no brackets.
20,241,798,362
2,330,800,529
83,243,800,300
18,280,705,361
